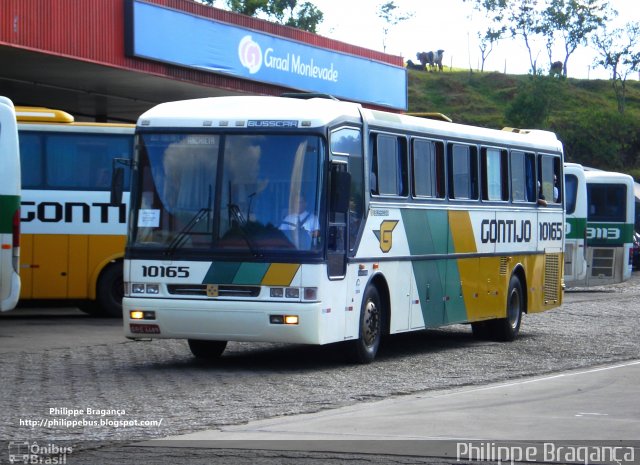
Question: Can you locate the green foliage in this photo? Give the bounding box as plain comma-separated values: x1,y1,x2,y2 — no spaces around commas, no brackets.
198,0,323,32
407,69,640,174
505,75,557,128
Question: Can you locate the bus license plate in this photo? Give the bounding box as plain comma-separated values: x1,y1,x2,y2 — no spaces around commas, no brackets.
130,323,161,334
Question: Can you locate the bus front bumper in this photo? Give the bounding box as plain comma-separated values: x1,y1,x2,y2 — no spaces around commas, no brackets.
123,297,329,345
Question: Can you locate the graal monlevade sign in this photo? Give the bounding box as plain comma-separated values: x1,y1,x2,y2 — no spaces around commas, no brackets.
125,0,407,110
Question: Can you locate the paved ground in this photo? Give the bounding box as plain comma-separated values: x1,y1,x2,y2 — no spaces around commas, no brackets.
1,274,639,464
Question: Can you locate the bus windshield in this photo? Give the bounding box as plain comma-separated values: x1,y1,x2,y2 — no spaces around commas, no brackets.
131,132,324,255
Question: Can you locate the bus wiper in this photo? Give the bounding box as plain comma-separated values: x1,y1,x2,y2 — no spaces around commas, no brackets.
228,202,263,258
165,208,210,257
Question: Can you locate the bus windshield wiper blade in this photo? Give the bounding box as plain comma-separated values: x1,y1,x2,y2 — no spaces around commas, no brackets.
165,208,210,257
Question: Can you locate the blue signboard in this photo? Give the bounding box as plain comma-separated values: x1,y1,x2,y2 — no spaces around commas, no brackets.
126,0,407,110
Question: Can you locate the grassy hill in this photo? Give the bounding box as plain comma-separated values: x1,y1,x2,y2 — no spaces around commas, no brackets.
407,69,640,178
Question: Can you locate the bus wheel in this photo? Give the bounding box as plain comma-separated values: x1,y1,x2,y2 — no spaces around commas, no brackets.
97,263,124,318
349,286,383,364
188,340,227,360
489,275,523,341
471,321,490,339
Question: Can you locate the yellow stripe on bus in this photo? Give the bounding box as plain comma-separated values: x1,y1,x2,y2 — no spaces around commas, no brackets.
261,263,300,286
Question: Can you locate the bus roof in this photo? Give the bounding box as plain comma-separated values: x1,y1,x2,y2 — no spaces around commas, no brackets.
138,96,363,129
16,106,74,123
137,95,563,153
16,106,134,128
583,169,634,185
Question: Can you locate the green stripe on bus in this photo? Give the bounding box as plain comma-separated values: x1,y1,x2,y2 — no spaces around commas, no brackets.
565,217,586,240
203,261,242,284
0,195,20,234
401,209,465,326
586,223,634,246
233,262,270,285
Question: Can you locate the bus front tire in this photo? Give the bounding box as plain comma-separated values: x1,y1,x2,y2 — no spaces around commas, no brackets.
188,340,228,360
96,263,124,318
349,286,383,364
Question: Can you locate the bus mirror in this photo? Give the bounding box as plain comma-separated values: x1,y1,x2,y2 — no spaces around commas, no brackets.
111,167,125,206
330,169,350,213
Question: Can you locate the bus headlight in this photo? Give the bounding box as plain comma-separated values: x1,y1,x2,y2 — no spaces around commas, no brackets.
285,287,299,299
131,283,160,295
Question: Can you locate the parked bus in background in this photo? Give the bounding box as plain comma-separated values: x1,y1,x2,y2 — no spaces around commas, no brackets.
563,163,588,286
0,97,21,311
16,107,134,316
564,164,634,287
116,95,565,363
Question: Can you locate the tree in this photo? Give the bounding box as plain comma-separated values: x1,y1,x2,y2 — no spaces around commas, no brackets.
477,27,505,72
504,74,556,127
464,0,544,74
539,0,609,77
592,21,640,114
377,2,413,53
197,0,323,33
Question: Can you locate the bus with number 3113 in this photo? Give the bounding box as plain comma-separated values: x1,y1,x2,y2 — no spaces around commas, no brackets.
115,95,565,363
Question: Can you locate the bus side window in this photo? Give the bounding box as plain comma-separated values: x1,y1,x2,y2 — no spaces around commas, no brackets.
448,143,478,200
481,147,508,201
18,132,44,188
412,139,445,199
510,150,535,203
538,154,559,203
371,133,407,197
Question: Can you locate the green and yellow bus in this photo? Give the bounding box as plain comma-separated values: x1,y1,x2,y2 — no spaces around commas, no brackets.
118,95,565,363
17,107,134,316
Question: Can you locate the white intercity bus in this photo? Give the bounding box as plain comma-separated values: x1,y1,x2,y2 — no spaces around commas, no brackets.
0,97,21,311
117,95,565,363
564,164,634,287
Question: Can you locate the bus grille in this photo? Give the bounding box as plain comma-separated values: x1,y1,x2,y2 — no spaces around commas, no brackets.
167,284,261,297
544,254,560,304
499,257,508,275
590,248,615,278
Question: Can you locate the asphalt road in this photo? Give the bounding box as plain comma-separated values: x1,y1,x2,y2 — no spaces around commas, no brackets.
1,274,639,464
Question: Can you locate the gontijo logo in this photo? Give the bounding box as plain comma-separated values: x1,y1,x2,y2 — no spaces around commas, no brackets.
238,36,262,74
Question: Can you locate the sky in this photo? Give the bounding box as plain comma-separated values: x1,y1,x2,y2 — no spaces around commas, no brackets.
309,0,639,80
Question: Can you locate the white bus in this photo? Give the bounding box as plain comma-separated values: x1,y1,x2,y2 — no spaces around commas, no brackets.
563,163,588,285
17,107,134,316
0,97,21,311
117,95,565,363
565,165,634,287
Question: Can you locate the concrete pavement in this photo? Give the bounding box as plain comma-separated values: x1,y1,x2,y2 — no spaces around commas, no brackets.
138,360,640,462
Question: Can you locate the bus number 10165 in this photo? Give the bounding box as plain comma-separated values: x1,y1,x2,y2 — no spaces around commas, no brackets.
141,265,190,278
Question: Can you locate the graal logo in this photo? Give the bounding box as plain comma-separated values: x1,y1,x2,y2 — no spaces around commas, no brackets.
238,36,262,74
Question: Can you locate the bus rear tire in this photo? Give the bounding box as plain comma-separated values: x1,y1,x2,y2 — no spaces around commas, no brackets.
188,340,227,360
488,275,523,341
96,262,124,318
349,286,383,364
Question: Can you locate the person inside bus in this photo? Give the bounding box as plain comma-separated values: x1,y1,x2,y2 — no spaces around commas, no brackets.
279,196,319,248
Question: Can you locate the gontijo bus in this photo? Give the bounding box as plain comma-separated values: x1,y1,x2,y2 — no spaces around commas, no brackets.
0,97,21,311
116,95,564,363
16,107,134,316
563,163,588,286
565,165,634,287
